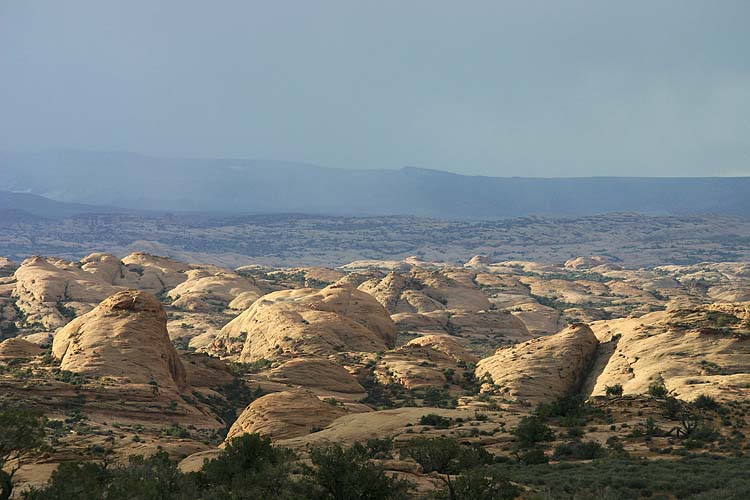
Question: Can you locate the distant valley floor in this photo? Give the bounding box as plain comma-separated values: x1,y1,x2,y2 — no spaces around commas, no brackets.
1,211,749,268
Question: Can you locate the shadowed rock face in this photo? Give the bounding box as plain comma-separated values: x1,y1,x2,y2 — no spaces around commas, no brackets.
0,257,17,277
52,290,186,390
227,390,347,441
476,323,599,404
220,283,395,362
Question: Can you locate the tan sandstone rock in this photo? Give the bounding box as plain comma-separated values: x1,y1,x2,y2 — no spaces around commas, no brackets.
226,390,347,441
476,323,599,403
0,337,44,360
267,357,365,394
221,283,395,362
52,290,186,390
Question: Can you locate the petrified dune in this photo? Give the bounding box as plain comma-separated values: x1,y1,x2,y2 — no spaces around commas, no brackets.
375,335,478,390
0,337,44,360
267,357,365,394
226,390,347,441
586,303,750,402
167,268,263,312
221,283,395,362
476,323,599,403
52,290,186,390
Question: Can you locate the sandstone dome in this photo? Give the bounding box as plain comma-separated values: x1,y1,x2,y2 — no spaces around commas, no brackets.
0,337,44,360
476,323,599,404
267,357,365,394
52,290,186,390
226,390,346,441
220,283,395,362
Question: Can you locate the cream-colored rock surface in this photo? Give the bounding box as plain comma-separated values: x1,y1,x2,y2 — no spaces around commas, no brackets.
586,303,750,402
358,268,490,314
564,256,608,269
267,357,365,394
227,291,261,310
279,407,474,450
13,255,124,329
464,255,491,268
52,290,186,390
178,449,223,473
168,268,263,312
221,283,395,362
376,335,478,389
120,252,191,292
476,323,599,403
0,337,44,359
22,331,54,346
226,390,347,441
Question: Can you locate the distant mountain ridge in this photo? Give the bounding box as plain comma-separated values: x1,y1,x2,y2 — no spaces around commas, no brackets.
0,189,116,219
1,150,749,218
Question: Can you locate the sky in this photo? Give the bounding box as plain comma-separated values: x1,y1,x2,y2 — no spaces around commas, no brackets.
0,1,748,177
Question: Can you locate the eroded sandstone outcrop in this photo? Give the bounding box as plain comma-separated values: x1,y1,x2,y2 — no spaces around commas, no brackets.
476,323,599,403
586,303,750,401
226,390,346,441
220,283,395,361
52,290,186,390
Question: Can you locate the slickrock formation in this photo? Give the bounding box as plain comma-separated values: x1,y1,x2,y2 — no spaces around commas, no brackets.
564,255,609,270
221,283,395,362
120,252,190,292
0,337,44,360
359,268,491,313
182,352,235,388
13,255,124,329
465,255,491,268
375,335,478,389
476,323,599,403
168,268,263,312
10,252,197,331
268,357,365,394
587,303,750,401
0,257,17,277
226,390,347,441
52,290,186,390
228,291,263,310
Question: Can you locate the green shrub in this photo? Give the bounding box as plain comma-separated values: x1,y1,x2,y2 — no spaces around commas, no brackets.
512,416,555,448
692,394,721,411
306,443,410,500
648,382,668,398
605,384,623,397
553,440,605,460
419,413,452,428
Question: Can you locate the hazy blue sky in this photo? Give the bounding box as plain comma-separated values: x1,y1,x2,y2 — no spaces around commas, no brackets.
1,1,748,176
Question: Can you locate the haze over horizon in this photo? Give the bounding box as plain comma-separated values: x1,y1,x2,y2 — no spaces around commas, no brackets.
2,1,749,178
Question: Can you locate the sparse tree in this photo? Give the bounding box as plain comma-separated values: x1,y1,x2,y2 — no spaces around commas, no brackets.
400,437,492,500
0,407,46,500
